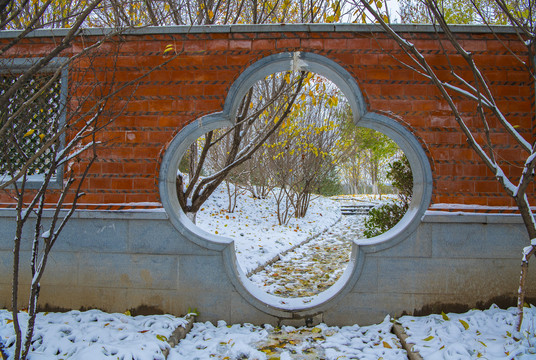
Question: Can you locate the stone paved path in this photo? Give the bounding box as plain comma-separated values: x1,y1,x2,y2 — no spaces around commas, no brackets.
248,215,367,298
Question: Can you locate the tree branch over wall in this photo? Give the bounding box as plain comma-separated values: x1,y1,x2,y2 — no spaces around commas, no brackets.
355,0,535,331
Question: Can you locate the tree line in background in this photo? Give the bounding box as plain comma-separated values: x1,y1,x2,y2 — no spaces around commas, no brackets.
177,71,403,225
3,0,525,31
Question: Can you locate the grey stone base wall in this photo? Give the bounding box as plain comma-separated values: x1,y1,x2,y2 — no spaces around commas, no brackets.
1,209,534,326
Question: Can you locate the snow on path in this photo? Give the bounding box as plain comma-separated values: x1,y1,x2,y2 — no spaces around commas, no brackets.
169,316,406,360
196,186,340,274
248,215,367,298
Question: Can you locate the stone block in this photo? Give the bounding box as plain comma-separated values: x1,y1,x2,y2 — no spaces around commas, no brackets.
78,253,179,290
55,218,129,253
127,219,210,255
372,223,433,258
181,290,233,324
229,291,280,325
123,288,180,315
349,256,378,293
323,292,415,326
177,254,233,293
279,314,324,328
377,257,450,294
432,222,528,259
443,258,523,298
66,287,130,313
0,251,78,286
39,251,79,286
0,250,12,284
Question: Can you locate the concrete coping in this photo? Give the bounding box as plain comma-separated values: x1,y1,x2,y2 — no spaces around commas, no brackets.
423,210,524,224
0,23,520,39
0,208,524,224
0,208,169,220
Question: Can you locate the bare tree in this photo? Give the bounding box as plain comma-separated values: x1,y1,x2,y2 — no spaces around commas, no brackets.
201,128,250,213
0,2,187,359
2,47,110,360
355,0,535,331
0,3,116,358
177,71,307,221
279,77,347,218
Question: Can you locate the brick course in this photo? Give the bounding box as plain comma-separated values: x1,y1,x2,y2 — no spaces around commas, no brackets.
1,27,533,211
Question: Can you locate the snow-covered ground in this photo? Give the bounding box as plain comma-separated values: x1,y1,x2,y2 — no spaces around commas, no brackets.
399,304,536,359
169,316,404,359
195,185,341,274
0,309,189,360
10,189,533,358
2,306,536,359
196,186,399,297
248,215,367,298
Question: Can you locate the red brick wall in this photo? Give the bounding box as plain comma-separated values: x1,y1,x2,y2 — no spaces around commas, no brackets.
1,28,533,211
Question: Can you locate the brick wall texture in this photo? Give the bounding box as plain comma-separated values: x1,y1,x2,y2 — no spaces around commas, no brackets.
1,28,533,211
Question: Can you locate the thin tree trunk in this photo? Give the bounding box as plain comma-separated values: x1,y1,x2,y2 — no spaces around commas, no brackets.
516,258,529,331
12,180,26,360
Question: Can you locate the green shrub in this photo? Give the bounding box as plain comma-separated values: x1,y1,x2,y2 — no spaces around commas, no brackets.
387,155,413,206
363,201,408,238
363,156,413,238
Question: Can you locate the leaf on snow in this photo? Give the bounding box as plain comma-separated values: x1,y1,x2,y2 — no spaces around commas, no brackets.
459,319,469,330
441,311,450,321
423,336,434,341
383,341,392,348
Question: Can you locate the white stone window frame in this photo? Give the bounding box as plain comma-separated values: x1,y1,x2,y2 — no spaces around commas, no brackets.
0,57,69,190
159,52,433,317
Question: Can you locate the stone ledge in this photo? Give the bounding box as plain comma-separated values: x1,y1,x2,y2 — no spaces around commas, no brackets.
0,208,168,220
423,211,524,224
0,24,519,39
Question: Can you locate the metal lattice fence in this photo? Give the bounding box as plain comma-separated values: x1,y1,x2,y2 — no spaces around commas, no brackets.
0,73,62,177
